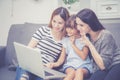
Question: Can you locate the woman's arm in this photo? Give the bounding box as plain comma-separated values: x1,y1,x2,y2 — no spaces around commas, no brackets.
28,38,39,48
87,32,116,70
88,43,105,70
45,47,66,68
83,35,105,70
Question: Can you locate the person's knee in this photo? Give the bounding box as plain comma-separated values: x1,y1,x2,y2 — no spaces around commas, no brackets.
76,68,88,75
66,68,75,75
20,77,28,80
16,66,29,80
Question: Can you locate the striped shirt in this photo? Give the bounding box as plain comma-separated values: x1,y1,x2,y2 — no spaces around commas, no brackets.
32,26,62,64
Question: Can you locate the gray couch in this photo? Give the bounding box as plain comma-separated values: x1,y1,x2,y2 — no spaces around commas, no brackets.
0,23,120,80
0,23,47,80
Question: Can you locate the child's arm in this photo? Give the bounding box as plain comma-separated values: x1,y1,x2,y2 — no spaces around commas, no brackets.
72,45,89,60
54,47,66,67
70,36,89,60
45,47,66,68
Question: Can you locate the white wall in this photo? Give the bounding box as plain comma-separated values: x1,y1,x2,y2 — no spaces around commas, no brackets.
0,0,120,45
0,0,58,45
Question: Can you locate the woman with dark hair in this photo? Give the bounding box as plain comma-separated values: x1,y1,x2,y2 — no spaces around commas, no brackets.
76,8,120,80
16,7,70,80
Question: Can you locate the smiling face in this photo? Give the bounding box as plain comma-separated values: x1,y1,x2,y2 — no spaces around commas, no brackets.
51,15,65,32
76,17,91,35
66,27,78,37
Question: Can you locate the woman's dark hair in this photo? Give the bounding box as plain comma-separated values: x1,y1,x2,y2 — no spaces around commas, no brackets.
48,7,70,28
76,8,105,31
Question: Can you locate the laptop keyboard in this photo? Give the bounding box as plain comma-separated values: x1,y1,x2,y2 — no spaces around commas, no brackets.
45,71,54,76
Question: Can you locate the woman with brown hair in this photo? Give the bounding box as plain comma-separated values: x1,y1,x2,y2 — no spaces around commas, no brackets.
16,7,70,80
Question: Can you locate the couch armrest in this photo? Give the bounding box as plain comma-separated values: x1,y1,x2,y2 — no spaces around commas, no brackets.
0,46,6,67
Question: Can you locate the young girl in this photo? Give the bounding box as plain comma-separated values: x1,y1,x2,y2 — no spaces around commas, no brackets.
46,15,92,80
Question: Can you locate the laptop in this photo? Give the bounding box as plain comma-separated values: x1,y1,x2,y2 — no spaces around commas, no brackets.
14,42,66,79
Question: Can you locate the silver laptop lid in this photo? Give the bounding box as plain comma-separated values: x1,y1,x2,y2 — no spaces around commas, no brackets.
14,42,46,78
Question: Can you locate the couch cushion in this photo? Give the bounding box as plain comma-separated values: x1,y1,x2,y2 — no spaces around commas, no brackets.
0,66,16,80
0,46,6,67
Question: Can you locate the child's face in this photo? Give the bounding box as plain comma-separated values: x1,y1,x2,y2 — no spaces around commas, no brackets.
66,27,78,37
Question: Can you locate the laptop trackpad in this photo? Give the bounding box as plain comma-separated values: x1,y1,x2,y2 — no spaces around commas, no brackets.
45,71,54,76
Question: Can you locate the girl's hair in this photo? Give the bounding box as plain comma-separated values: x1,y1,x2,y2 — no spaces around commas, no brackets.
48,7,70,28
65,14,77,29
76,8,105,31
65,14,79,36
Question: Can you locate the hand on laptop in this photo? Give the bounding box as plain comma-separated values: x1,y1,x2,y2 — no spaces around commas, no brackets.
44,62,58,69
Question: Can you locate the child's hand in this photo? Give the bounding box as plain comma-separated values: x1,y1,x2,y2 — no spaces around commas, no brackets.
70,36,75,44
78,28,91,46
80,33,91,46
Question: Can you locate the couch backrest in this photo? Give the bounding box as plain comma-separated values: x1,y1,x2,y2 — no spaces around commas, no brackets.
5,23,47,66
102,23,120,48
5,22,120,67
